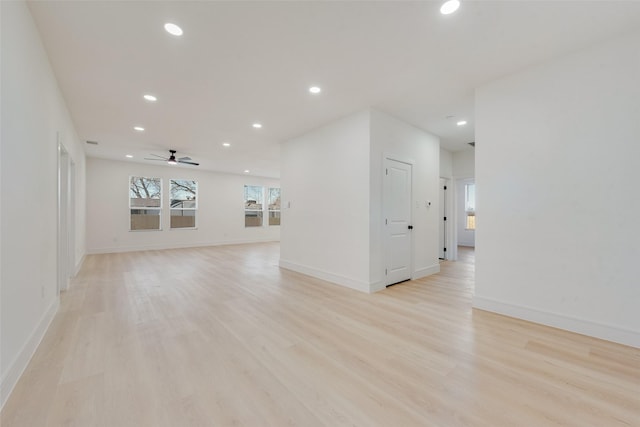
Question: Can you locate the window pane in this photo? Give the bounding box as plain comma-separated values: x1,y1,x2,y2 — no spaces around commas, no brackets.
269,211,281,226
268,187,281,226
244,185,264,227
130,177,161,208
170,180,197,208
465,183,476,212
171,209,196,228
244,185,263,210
170,180,197,229
466,212,476,230
130,209,160,230
245,210,263,227
268,188,281,210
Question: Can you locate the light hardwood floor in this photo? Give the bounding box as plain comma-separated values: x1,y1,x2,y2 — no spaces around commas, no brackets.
2,243,638,426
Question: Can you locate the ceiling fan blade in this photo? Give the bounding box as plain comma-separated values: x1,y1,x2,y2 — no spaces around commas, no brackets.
178,160,199,166
144,158,167,161
149,153,168,159
178,156,192,161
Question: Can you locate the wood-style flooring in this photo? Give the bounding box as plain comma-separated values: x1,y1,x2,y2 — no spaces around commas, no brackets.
1,243,638,426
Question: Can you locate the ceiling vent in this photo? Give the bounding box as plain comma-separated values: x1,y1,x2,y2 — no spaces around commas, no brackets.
468,141,475,147
86,140,98,145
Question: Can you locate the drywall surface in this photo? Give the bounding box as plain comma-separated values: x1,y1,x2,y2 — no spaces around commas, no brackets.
440,148,453,178
1,0,87,407
369,109,441,289
280,111,372,291
86,158,280,253
475,32,640,347
453,149,475,177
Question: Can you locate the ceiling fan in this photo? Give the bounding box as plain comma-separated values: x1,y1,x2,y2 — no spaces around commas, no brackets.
145,149,199,166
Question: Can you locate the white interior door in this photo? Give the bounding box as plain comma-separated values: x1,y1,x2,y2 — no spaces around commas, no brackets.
439,178,448,259
58,142,70,293
384,158,412,286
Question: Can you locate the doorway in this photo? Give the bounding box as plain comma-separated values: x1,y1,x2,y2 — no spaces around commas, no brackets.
57,139,75,293
439,178,449,260
456,178,476,248
383,158,412,286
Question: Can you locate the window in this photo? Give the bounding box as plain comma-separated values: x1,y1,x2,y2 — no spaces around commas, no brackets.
268,187,281,226
465,183,476,230
244,185,263,227
130,176,162,230
170,179,197,229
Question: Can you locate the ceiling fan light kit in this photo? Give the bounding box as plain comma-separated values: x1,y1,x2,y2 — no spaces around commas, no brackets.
144,149,199,166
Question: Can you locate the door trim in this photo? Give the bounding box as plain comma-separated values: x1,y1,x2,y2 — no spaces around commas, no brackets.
383,155,414,286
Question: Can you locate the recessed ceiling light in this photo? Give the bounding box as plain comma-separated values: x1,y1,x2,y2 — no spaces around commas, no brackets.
252,123,262,129
164,23,183,36
440,0,460,15
309,86,321,94
126,154,133,158
143,94,157,102
222,142,231,147
244,169,250,173
457,120,467,126
134,126,145,131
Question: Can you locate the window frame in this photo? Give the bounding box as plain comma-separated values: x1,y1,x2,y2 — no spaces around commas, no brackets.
129,176,163,231
170,179,198,230
267,187,281,226
244,185,264,227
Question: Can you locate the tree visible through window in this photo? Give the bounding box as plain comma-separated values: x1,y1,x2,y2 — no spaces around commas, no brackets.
130,177,162,230
268,188,281,226
244,185,263,227
171,180,197,229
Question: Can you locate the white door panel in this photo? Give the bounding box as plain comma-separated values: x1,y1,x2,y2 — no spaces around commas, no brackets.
439,178,447,259
384,159,412,286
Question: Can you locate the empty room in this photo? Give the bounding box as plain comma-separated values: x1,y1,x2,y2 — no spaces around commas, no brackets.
1,1,639,426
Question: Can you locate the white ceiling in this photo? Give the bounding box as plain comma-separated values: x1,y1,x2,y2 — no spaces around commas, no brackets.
28,1,640,178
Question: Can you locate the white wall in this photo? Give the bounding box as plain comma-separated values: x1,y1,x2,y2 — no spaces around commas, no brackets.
370,109,441,289
1,0,87,407
453,148,475,177
280,109,440,293
475,31,640,347
86,158,280,253
280,111,372,291
439,148,453,178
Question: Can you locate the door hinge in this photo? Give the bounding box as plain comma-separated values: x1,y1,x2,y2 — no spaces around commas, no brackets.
444,185,447,190
444,216,447,221
444,247,447,252
385,168,388,175
385,218,388,225
385,268,388,275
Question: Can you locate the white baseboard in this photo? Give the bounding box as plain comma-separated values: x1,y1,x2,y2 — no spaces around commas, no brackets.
279,259,371,293
87,238,280,254
473,296,640,348
369,281,386,293
1,298,59,410
414,263,440,280
74,253,85,276
373,264,440,292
